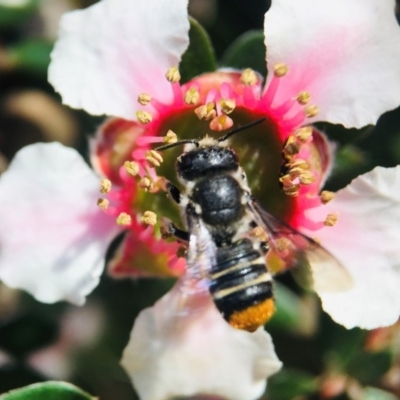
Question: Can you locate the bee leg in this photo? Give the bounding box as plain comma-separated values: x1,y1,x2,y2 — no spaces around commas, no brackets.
166,181,181,204
160,217,189,242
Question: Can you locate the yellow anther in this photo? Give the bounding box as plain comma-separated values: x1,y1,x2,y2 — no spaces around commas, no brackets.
164,130,178,144
139,176,155,192
138,93,151,106
240,68,258,86
165,67,181,83
295,126,313,142
97,198,109,211
283,136,300,156
283,185,300,197
321,190,335,204
141,210,157,226
274,63,288,77
146,150,163,167
276,237,292,252
184,87,200,105
304,105,319,118
324,213,338,227
220,98,236,114
288,167,303,178
312,237,322,245
209,115,234,132
299,171,316,185
194,102,216,121
136,110,153,124
124,160,140,177
290,159,309,170
250,226,269,242
100,178,112,194
279,174,301,196
279,174,294,187
116,212,132,226
296,91,311,105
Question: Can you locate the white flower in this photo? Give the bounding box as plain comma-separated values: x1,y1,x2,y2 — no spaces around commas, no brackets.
1,0,400,399
122,281,282,400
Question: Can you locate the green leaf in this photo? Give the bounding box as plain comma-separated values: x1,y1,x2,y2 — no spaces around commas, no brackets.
0,381,95,400
0,313,58,357
346,351,393,385
331,145,369,178
221,30,266,77
8,40,53,75
324,325,366,371
267,282,317,336
267,369,318,400
179,17,217,83
0,0,39,29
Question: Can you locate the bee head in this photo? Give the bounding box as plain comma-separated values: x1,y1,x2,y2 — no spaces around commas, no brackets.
176,143,239,182
154,118,265,182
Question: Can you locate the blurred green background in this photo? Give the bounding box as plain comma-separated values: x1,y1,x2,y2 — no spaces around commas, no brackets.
1,1,400,399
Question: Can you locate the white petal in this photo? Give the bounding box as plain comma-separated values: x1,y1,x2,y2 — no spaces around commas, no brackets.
122,282,282,400
264,0,400,128
0,143,120,305
304,166,400,329
48,0,190,119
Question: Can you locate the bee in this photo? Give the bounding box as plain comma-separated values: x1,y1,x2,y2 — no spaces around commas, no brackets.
156,120,352,332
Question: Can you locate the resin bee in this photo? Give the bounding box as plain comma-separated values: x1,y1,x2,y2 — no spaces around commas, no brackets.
156,120,352,332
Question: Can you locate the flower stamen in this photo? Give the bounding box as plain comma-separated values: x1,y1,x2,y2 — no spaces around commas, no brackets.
141,210,157,226
296,91,311,105
164,130,178,144
124,161,140,177
138,93,152,106
321,190,335,204
139,176,158,192
295,126,313,142
304,105,319,118
97,198,109,211
240,68,258,86
274,63,288,77
283,135,301,157
145,150,163,167
220,98,236,114
165,67,181,83
136,110,153,124
324,213,338,227
209,115,234,132
117,212,132,226
100,178,112,194
184,87,200,105
194,102,217,121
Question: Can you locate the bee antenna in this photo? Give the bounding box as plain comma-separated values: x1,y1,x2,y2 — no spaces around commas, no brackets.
155,139,199,152
217,118,266,142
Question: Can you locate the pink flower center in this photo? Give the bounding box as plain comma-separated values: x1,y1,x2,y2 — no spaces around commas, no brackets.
94,67,337,277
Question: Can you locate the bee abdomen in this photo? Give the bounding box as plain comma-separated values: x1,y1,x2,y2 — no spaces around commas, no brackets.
209,239,275,332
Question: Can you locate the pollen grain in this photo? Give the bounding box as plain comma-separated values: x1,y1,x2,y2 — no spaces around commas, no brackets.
165,67,181,83
141,210,157,226
240,68,258,86
228,298,276,332
116,212,132,226
138,93,151,105
100,178,112,194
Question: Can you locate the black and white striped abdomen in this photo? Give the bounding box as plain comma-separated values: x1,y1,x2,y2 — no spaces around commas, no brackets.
208,238,275,332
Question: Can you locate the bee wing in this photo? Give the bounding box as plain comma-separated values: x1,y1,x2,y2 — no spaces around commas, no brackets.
248,199,353,293
174,214,216,317
185,213,217,280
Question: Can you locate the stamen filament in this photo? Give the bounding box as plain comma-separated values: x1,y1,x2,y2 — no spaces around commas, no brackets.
136,136,164,146
262,75,280,107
